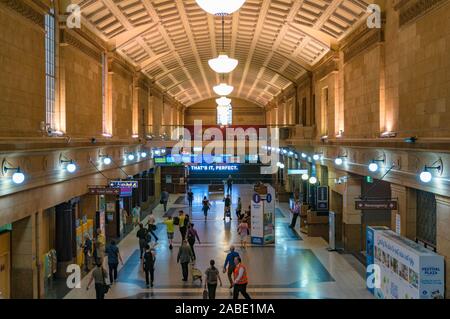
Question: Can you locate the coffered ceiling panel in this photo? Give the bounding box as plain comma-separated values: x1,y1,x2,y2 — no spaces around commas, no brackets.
73,0,369,107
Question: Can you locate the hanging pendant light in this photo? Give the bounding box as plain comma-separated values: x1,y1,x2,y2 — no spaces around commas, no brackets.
213,83,234,96
216,97,232,106
209,54,238,73
196,0,246,16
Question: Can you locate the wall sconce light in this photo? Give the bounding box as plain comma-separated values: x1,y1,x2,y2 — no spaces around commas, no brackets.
131,134,139,139
140,151,148,158
419,159,443,183
60,154,77,173
404,136,417,144
380,131,397,138
2,159,25,184
313,153,323,161
309,176,318,185
336,130,344,138
301,173,309,181
334,154,347,166
126,153,136,161
99,154,112,165
301,152,307,159
320,135,328,143
102,133,112,138
368,154,386,172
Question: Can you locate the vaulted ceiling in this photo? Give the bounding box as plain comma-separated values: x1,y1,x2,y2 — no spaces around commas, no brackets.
73,0,370,107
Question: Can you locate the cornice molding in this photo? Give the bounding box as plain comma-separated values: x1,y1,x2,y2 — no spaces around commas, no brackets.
343,27,384,64
0,0,44,29
314,57,339,82
60,30,102,63
398,0,450,27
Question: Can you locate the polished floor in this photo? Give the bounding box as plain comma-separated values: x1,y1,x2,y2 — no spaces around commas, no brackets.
65,185,373,299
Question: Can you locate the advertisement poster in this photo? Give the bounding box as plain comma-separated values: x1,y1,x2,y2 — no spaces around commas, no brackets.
251,193,264,245
263,185,275,244
371,230,444,299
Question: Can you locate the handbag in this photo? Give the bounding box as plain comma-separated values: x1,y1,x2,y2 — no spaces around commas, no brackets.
203,289,209,299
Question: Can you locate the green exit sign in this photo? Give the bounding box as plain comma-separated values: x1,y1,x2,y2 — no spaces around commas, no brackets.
366,176,374,183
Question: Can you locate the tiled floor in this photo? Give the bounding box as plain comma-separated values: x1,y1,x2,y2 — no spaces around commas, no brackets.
64,185,373,299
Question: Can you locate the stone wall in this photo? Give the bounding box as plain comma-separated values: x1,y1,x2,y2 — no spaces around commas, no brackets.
0,4,45,137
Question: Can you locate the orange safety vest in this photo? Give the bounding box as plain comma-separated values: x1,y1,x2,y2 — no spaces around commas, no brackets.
233,263,248,285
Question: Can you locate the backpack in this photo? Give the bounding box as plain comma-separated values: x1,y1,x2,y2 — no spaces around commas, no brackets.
206,267,218,283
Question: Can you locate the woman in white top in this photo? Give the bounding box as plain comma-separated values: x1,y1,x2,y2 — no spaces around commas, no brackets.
237,220,249,249
146,212,159,242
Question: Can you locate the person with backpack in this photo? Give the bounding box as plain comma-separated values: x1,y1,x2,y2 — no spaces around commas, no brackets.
187,189,194,207
86,261,109,299
223,195,232,220
163,216,175,250
187,223,201,260
105,240,123,284
232,257,251,299
204,259,223,299
143,244,156,288
202,196,211,221
136,223,148,259
178,210,188,240
81,234,92,272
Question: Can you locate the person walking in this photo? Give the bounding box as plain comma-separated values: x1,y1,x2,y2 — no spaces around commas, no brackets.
105,240,123,285
146,211,159,242
187,189,194,207
202,196,211,221
236,197,243,220
204,260,222,299
178,210,188,241
143,244,156,288
160,190,169,212
223,195,232,220
131,204,141,227
94,228,106,265
232,257,251,300
290,200,300,229
136,223,148,259
177,240,194,281
86,261,109,300
226,175,233,194
81,234,92,272
237,220,249,249
163,216,175,250
187,223,201,260
223,246,240,288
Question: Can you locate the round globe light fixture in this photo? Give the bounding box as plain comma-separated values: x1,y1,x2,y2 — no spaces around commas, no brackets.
301,174,309,181
313,154,321,161
66,162,77,173
209,55,238,73
301,153,307,158
368,162,379,172
309,177,318,185
216,97,232,106
103,157,112,165
127,154,135,161
213,83,234,96
141,152,147,158
11,171,25,184
195,0,246,15
335,158,343,166
420,171,432,183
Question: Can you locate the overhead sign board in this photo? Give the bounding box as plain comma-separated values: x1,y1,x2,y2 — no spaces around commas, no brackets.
287,169,308,175
355,200,398,210
88,187,120,195
189,165,239,172
110,181,138,189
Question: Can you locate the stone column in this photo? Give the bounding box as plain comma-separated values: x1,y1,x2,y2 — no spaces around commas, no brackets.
436,195,450,298
55,202,75,278
11,215,38,299
342,175,362,252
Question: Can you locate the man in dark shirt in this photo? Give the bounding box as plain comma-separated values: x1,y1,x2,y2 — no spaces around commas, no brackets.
136,223,148,259
223,195,232,220
187,189,194,207
105,240,123,284
226,175,233,194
